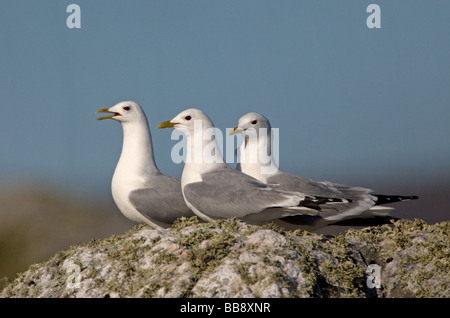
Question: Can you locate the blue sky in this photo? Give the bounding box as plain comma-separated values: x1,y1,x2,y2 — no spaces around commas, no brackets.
0,1,449,215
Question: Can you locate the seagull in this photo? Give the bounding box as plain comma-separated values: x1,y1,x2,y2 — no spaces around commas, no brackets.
229,112,418,230
158,108,341,225
96,101,194,228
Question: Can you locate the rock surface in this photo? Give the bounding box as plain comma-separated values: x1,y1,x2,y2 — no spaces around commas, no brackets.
1,217,449,298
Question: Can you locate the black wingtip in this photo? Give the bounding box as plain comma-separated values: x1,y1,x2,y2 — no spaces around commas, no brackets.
374,194,419,206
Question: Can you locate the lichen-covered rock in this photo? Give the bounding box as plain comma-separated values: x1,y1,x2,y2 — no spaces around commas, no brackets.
1,218,448,298
345,219,450,297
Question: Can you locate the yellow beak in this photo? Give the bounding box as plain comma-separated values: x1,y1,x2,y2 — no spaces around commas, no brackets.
228,126,242,135
158,120,176,129
95,108,119,120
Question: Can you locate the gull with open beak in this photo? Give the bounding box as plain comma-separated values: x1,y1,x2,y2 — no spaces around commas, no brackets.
96,101,193,228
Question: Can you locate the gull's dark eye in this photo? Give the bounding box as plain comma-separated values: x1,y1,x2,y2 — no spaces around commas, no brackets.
123,106,131,111
251,120,258,125
185,115,192,121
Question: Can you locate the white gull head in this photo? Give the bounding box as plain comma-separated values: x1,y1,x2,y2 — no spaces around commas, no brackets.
230,112,279,181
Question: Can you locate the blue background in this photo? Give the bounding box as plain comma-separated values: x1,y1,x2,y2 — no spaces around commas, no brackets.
1,1,449,222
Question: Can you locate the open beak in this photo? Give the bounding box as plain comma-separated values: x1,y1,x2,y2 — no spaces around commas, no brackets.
158,120,176,129
95,108,121,120
228,126,243,135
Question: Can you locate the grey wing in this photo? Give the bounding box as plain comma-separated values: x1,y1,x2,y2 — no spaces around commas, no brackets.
129,175,194,224
266,172,376,221
266,172,347,198
183,167,311,220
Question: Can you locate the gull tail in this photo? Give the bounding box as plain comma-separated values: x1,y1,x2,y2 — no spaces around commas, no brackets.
373,194,419,205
